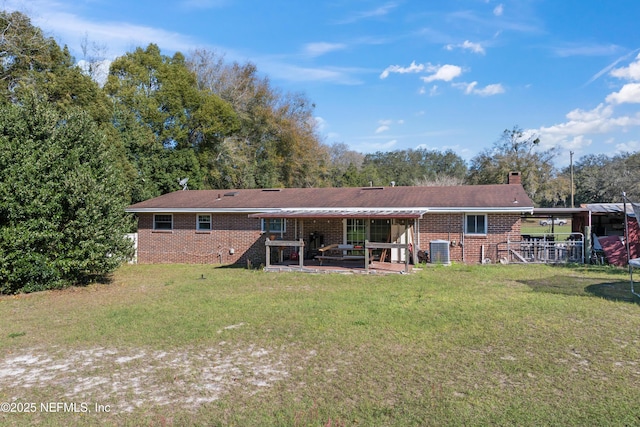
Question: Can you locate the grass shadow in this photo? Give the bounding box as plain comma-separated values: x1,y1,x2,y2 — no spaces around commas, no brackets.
584,281,640,303
519,274,640,304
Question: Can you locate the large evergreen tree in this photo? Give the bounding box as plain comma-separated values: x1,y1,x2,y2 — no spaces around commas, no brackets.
0,11,111,123
0,96,134,294
105,44,239,199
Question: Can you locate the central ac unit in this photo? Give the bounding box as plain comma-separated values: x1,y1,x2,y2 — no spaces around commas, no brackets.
430,240,451,265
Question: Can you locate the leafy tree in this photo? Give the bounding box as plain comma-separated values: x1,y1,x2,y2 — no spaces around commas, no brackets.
187,49,328,188
570,153,640,205
466,126,557,205
413,174,465,186
0,96,133,294
362,148,467,187
105,44,238,197
537,174,571,207
0,11,111,123
327,142,366,187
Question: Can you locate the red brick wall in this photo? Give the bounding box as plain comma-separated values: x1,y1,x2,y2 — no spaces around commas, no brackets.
299,219,344,247
137,214,346,266
137,213,522,265
418,213,522,264
138,213,267,265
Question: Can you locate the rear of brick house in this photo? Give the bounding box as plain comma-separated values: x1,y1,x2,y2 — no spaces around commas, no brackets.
126,174,533,266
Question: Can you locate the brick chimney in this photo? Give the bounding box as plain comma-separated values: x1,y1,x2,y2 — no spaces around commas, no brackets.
508,171,522,185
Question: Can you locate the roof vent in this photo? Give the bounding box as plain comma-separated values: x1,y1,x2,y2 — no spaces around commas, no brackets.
224,191,239,197
362,187,384,190
262,189,282,192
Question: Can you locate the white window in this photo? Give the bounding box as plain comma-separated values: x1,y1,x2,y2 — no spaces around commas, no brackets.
197,214,211,231
154,214,173,230
262,218,286,234
465,214,487,235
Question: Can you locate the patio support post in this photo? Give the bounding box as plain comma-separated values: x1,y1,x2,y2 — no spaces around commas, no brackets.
265,238,270,267
412,219,420,265
365,240,370,273
299,238,304,268
404,226,409,273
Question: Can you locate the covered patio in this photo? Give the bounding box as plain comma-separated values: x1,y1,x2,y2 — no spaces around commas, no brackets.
249,208,426,274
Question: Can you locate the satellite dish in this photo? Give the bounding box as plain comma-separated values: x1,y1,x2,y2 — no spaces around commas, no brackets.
178,177,189,191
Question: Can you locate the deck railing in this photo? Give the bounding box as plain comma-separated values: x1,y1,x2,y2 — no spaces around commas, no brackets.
498,233,585,264
265,238,305,268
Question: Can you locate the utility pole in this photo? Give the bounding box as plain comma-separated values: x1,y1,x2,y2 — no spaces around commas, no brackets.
570,151,574,208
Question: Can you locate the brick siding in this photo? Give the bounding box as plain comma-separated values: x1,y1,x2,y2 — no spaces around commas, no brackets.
418,213,521,263
137,212,522,265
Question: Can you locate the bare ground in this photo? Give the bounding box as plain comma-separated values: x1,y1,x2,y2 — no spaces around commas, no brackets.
0,339,306,413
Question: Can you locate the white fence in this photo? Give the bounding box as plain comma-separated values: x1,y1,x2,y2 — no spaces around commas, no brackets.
498,233,585,264
126,233,138,264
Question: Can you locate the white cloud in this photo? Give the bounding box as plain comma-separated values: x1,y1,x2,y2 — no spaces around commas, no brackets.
445,40,486,55
493,4,504,16
565,103,614,122
605,83,640,104
554,43,621,58
585,49,640,85
535,103,640,152
610,53,640,81
76,59,111,86
336,2,399,24
304,42,347,57
315,116,328,132
352,138,398,152
475,83,505,96
615,140,640,153
260,62,364,85
421,64,463,83
540,104,613,136
381,62,463,82
380,61,425,79
375,119,403,133
371,139,398,151
453,81,504,96
462,40,486,55
28,9,197,58
549,54,640,150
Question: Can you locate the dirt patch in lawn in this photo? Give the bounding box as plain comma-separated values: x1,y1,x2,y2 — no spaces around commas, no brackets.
0,342,301,412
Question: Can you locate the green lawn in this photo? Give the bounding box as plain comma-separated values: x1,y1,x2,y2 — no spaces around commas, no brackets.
1,263,639,426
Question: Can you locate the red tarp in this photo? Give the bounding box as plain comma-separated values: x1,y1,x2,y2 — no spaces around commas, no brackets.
598,217,640,266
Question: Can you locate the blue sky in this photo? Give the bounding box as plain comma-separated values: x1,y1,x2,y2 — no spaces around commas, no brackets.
8,0,640,167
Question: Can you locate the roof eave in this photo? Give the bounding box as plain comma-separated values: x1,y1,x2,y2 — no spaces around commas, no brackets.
126,206,535,215
427,207,535,214
125,207,274,214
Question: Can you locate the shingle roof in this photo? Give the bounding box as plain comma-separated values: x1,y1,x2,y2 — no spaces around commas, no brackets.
126,184,534,214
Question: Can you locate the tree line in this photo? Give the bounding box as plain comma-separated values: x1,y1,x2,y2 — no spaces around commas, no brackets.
0,10,637,293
